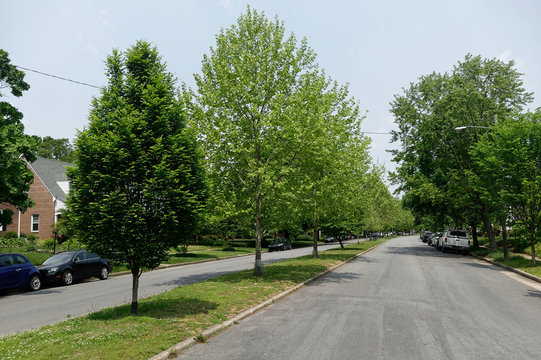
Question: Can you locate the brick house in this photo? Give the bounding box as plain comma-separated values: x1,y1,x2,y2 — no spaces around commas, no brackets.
0,157,74,240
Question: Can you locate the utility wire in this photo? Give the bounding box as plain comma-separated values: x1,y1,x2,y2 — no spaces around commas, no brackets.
13,65,394,135
15,65,103,90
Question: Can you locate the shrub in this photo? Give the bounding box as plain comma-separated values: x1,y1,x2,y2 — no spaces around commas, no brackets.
42,238,56,250
3,231,18,239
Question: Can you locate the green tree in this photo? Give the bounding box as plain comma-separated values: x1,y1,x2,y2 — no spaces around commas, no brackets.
68,41,207,315
189,8,326,276
34,136,75,162
472,111,541,264
390,54,533,249
0,49,36,228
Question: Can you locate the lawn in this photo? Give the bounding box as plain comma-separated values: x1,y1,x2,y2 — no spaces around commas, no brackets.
471,247,541,278
0,239,387,360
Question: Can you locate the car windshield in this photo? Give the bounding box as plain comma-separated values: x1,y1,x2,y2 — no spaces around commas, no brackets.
41,253,74,265
271,238,286,244
450,230,468,237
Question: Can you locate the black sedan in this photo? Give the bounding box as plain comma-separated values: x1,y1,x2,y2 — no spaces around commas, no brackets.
268,237,292,252
38,250,112,286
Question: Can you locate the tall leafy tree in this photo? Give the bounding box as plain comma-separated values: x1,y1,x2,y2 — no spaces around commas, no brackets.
34,136,75,162
472,111,541,264
188,8,324,276
68,41,207,315
391,54,533,249
0,49,36,227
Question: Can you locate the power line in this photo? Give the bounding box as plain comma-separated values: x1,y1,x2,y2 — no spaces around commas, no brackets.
12,65,393,136
15,65,103,90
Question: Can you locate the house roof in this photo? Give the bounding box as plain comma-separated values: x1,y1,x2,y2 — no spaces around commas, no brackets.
28,157,74,203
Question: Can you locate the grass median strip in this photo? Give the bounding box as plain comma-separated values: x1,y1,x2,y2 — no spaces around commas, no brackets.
472,248,541,278
0,239,387,360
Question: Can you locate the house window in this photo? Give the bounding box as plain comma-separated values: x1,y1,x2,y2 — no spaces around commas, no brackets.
31,214,39,232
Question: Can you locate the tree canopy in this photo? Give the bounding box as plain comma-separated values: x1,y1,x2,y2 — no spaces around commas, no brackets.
0,49,36,227
33,136,75,162
471,110,541,263
390,54,533,248
188,7,374,274
68,41,207,315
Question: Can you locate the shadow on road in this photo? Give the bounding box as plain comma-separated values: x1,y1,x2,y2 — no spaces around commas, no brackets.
385,245,458,258
460,261,492,269
525,289,541,299
307,271,360,286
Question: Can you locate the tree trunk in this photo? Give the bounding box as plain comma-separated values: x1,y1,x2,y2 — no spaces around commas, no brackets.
254,174,263,277
530,227,536,266
470,221,479,249
502,219,508,262
131,267,140,316
312,200,318,259
481,210,496,250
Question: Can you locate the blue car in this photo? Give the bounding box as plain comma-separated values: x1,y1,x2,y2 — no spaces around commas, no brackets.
0,253,42,293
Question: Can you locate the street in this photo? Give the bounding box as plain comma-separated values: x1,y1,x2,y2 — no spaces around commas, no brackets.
0,241,352,336
176,235,541,360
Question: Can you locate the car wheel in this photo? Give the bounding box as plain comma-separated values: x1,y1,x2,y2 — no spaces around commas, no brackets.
29,275,41,291
62,270,73,285
441,245,446,253
99,266,109,280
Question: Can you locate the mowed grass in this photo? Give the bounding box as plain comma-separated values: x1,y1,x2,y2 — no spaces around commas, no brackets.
0,239,387,360
472,248,541,278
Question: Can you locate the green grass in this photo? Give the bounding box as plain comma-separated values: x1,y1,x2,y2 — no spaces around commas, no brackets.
0,238,387,360
0,247,52,266
471,248,541,278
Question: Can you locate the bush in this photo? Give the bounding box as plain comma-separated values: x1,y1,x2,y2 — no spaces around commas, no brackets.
42,238,56,250
3,231,18,239
25,235,38,252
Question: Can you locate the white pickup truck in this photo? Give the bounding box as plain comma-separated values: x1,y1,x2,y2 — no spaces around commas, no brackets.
437,229,470,255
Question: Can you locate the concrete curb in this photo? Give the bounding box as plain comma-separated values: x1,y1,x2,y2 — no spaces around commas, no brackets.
149,240,385,360
471,254,541,284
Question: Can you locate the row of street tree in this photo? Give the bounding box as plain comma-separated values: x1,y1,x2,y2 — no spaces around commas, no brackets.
1,9,413,315
390,54,540,264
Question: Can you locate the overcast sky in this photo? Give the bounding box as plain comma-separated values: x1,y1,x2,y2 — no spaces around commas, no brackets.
3,0,540,191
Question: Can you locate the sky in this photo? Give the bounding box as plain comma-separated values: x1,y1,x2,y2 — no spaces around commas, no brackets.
2,0,541,192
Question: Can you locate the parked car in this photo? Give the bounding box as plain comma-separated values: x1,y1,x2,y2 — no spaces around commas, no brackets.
428,232,442,246
421,231,432,243
268,238,292,252
0,253,42,293
38,250,113,286
323,237,336,243
438,230,470,255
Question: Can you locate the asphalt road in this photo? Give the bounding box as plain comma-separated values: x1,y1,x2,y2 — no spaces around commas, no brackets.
0,240,353,337
176,235,541,360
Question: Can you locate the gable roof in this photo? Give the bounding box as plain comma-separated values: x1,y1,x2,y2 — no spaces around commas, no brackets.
28,157,75,203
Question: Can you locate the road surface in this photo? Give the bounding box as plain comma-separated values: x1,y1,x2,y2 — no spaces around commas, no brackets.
176,235,541,360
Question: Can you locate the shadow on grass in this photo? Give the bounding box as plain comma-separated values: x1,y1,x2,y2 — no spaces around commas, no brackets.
87,296,218,321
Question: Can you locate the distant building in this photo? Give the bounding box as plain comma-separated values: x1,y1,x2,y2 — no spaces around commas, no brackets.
0,157,74,240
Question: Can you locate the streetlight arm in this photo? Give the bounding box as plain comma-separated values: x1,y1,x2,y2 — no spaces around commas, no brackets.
454,125,491,131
